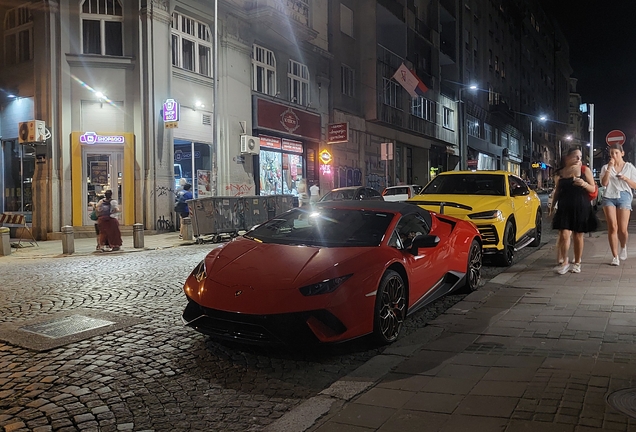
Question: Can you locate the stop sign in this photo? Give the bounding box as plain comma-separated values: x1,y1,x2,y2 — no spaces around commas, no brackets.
606,129,626,146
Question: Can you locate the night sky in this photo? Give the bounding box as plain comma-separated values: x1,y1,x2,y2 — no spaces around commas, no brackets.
539,1,636,143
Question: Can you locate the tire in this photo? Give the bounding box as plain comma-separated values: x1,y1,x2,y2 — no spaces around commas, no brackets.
458,239,482,294
373,270,406,345
496,221,516,267
529,210,542,247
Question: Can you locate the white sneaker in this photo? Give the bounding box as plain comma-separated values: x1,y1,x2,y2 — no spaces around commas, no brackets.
554,262,570,274
620,246,628,261
570,262,581,273
611,256,620,266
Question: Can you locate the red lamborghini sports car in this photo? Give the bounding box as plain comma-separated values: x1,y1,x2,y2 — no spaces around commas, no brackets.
182,201,482,345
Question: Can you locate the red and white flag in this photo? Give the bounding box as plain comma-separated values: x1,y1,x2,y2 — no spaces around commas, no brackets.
391,63,429,98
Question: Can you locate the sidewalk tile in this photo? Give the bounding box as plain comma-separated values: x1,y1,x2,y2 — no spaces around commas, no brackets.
454,395,518,417
420,377,479,395
439,415,507,432
355,388,415,409
402,392,463,414
505,420,575,431
377,410,449,432
469,380,527,397
327,404,396,429
376,374,431,392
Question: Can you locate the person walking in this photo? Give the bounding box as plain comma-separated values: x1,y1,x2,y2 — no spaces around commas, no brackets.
550,147,598,274
309,181,320,204
175,183,193,239
600,143,636,266
96,190,122,251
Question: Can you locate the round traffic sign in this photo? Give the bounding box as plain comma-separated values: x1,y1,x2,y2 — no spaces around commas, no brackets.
606,129,626,146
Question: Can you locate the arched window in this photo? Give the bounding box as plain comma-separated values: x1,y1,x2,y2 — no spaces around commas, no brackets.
80,0,123,56
252,45,276,96
171,12,212,76
4,5,33,65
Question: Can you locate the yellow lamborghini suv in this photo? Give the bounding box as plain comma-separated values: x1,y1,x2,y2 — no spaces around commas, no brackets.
409,170,542,266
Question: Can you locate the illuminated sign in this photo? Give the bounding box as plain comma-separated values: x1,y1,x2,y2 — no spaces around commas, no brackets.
79,132,125,144
320,164,332,175
163,99,180,122
319,150,332,164
532,162,547,169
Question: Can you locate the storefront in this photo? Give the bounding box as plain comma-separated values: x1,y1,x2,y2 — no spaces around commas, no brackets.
70,131,134,226
1,139,35,221
467,148,498,171
173,139,214,197
252,97,321,198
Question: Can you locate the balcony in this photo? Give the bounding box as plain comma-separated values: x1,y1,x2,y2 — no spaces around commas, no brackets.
243,0,317,41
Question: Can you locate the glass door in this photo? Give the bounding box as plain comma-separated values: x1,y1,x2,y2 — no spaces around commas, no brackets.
83,148,123,225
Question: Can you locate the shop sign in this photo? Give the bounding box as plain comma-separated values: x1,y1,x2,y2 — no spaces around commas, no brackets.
175,150,201,161
260,135,281,149
327,122,349,144
467,159,478,167
163,99,180,129
80,132,124,144
319,150,332,164
532,162,547,169
256,98,321,139
282,139,303,153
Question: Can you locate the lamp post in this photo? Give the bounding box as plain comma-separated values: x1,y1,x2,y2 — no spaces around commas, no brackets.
458,84,478,170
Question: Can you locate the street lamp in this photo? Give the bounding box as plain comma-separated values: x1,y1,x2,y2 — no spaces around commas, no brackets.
458,84,478,170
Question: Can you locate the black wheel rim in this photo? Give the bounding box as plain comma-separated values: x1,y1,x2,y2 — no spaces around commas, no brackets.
535,213,542,241
505,225,515,263
468,243,482,289
379,276,405,341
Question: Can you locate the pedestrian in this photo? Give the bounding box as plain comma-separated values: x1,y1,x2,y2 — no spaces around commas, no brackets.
309,181,320,203
96,190,122,251
175,183,193,239
297,179,309,207
600,143,636,266
90,195,108,251
550,147,598,274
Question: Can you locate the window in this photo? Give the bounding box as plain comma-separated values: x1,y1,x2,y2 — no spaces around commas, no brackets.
252,45,276,95
509,136,520,155
340,4,353,37
485,123,494,143
411,97,436,122
288,60,309,105
500,131,508,149
341,64,355,97
81,0,123,56
442,107,454,130
383,78,402,109
171,12,211,76
466,114,480,138
501,61,506,79
4,5,33,65
2,141,35,217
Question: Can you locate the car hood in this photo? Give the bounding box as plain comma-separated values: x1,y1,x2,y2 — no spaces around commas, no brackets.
409,194,506,218
205,237,370,291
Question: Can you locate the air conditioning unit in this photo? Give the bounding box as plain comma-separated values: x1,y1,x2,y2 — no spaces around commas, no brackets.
240,135,260,155
18,120,47,144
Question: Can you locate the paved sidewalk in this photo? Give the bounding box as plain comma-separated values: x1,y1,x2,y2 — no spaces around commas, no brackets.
0,231,197,261
270,227,636,432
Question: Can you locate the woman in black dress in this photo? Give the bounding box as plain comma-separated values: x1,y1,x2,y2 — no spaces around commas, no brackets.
550,147,598,274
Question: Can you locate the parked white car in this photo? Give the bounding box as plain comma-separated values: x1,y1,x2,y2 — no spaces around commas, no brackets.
381,184,423,202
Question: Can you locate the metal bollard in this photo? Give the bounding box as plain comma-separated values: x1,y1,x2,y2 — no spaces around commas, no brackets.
133,223,144,248
0,227,11,256
61,225,75,255
182,217,193,241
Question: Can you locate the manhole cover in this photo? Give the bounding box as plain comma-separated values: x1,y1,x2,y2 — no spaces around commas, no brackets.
19,315,114,339
607,388,636,418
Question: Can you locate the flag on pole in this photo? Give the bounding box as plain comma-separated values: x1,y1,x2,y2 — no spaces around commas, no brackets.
391,63,429,98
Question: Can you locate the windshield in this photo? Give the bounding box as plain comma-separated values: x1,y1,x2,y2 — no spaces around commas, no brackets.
246,208,394,247
421,174,505,196
320,189,357,201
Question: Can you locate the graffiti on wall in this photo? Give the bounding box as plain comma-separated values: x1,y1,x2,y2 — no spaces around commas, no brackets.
335,166,362,188
153,185,176,198
366,173,386,191
226,183,254,196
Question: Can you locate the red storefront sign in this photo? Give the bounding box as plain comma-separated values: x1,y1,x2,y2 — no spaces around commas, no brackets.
327,122,349,144
256,98,321,140
282,139,303,153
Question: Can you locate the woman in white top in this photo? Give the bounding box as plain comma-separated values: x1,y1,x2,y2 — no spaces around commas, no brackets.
600,144,636,265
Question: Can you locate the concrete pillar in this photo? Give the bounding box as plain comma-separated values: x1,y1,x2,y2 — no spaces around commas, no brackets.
133,223,144,249
182,217,193,241
0,227,11,256
61,225,74,255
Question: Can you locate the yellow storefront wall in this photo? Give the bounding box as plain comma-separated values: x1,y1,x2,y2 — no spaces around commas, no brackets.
71,132,135,226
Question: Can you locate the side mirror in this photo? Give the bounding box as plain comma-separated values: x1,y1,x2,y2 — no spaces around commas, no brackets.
410,234,440,254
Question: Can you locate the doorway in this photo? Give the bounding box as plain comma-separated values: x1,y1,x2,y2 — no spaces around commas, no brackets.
83,148,123,225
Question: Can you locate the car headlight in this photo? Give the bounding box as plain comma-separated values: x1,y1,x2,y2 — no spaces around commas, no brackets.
299,274,352,296
191,260,207,282
468,210,503,221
